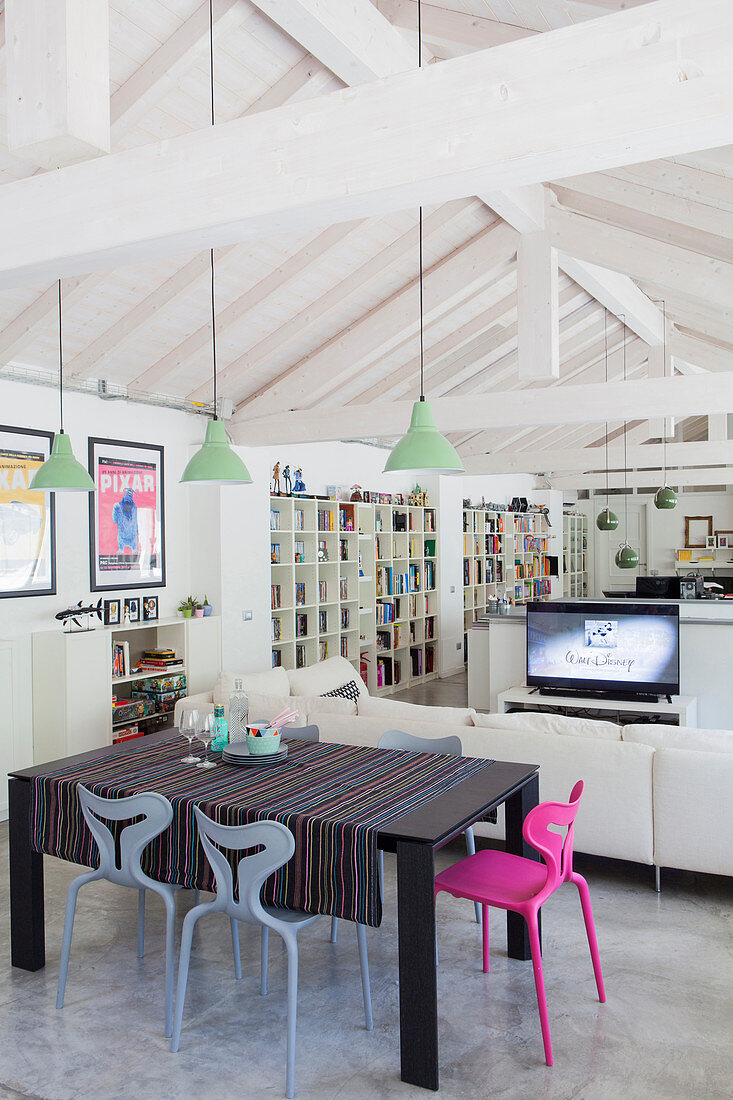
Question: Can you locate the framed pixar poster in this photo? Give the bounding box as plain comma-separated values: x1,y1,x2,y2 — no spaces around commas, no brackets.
0,424,56,598
88,437,166,592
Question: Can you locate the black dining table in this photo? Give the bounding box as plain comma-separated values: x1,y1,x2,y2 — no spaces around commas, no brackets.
8,729,539,1092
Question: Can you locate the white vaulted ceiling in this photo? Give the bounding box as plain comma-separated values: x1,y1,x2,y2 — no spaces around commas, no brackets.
1,0,732,487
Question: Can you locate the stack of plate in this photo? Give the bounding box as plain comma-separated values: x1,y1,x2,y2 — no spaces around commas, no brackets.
221,741,289,767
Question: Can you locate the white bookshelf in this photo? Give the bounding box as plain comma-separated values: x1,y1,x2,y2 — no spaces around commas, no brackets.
563,513,589,597
270,497,439,695
462,507,553,636
32,615,221,762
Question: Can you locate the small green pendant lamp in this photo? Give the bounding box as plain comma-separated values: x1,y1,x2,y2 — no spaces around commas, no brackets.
30,281,95,493
384,1,463,476
596,309,618,531
614,317,639,569
654,301,676,511
181,3,251,487
383,210,464,474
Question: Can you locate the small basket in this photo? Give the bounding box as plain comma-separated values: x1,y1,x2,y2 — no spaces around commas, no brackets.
246,725,282,755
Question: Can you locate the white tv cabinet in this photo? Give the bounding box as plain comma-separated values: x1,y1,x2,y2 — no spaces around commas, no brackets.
32,615,220,764
497,685,698,726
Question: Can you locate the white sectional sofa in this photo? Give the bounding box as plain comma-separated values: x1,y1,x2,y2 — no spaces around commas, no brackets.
175,656,733,880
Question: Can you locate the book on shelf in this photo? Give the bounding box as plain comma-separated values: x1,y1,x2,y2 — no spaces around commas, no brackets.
340,607,350,630
272,649,282,668
339,577,348,600
393,658,401,686
295,508,304,531
339,538,349,561
377,629,391,652
295,539,305,561
424,510,436,532
376,601,394,625
142,648,174,658
137,660,184,672
425,616,435,640
271,584,281,610
318,579,328,602
318,609,327,633
426,646,435,674
425,561,435,590
409,622,416,643
339,507,355,532
319,641,329,661
270,509,280,531
271,542,280,564
296,612,308,638
424,538,436,557
340,637,348,658
112,640,130,677
410,647,423,677
295,582,306,606
394,624,403,648
272,617,282,642
296,644,306,669
318,508,335,531
393,512,407,532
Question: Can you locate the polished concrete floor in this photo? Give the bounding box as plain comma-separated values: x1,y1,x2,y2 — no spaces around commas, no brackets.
2,672,732,1099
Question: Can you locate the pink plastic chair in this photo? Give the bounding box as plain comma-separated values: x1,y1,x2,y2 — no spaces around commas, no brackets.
434,780,605,1066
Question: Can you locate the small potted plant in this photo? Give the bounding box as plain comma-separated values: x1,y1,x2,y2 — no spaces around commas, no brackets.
194,599,204,618
178,595,196,619
202,595,213,617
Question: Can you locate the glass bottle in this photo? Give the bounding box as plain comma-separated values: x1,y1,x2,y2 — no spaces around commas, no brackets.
211,704,228,750
228,678,248,743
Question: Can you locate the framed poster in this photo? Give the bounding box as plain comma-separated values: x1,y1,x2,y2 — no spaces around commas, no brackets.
0,424,56,599
88,438,165,592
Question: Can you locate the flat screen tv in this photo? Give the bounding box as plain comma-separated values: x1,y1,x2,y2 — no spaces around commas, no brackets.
526,601,679,699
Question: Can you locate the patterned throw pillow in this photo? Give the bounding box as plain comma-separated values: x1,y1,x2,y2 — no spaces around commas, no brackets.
322,680,362,705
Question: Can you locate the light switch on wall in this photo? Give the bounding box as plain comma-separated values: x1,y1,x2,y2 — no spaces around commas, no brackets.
450,585,455,593
241,610,253,621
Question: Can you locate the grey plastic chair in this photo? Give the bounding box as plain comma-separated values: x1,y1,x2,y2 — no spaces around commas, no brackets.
56,784,177,1037
171,807,373,1099
378,729,481,925
283,724,320,742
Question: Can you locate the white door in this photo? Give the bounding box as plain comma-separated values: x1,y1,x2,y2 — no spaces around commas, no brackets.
597,501,647,594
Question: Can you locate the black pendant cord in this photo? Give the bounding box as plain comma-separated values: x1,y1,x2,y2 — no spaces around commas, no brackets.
603,309,609,509
417,0,425,402
209,0,218,419
661,298,667,483
58,279,64,434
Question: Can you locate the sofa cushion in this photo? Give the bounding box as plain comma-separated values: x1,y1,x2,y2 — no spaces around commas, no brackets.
323,679,362,705
472,710,621,741
245,693,305,725
303,695,357,721
622,723,733,754
214,667,290,705
357,694,474,727
286,655,366,698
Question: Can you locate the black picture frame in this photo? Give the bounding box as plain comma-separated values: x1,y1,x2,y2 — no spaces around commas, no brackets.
103,598,121,626
88,437,166,592
124,596,141,623
142,595,158,621
0,423,57,599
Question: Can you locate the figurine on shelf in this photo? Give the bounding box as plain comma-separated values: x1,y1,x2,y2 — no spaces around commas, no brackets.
350,485,363,502
282,465,292,496
272,461,281,495
293,467,306,494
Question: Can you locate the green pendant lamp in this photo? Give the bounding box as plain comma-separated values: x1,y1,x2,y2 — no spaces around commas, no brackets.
614,317,638,569
654,300,677,511
383,1,463,476
181,3,251,487
596,309,618,531
30,281,95,493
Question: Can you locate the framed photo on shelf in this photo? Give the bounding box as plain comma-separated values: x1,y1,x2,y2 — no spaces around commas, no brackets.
88,438,165,592
123,596,140,623
716,531,733,550
0,424,56,599
142,595,158,621
103,598,121,625
706,535,717,549
684,515,713,548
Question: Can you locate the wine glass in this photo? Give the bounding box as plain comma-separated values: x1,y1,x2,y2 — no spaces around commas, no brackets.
196,712,216,769
179,708,201,764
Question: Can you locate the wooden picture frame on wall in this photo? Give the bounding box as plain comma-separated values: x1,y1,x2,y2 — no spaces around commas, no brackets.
715,531,733,550
0,424,57,599
684,516,713,548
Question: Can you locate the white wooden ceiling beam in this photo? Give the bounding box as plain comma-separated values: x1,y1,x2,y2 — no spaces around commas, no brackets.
232,371,733,446
1,0,732,288
248,0,415,83
0,273,107,366
517,231,559,380
461,439,733,475
237,221,518,418
548,205,733,309
550,466,733,490
669,329,733,373
6,0,110,169
375,0,536,49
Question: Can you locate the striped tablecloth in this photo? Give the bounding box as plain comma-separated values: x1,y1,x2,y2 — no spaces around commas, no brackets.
30,736,495,927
